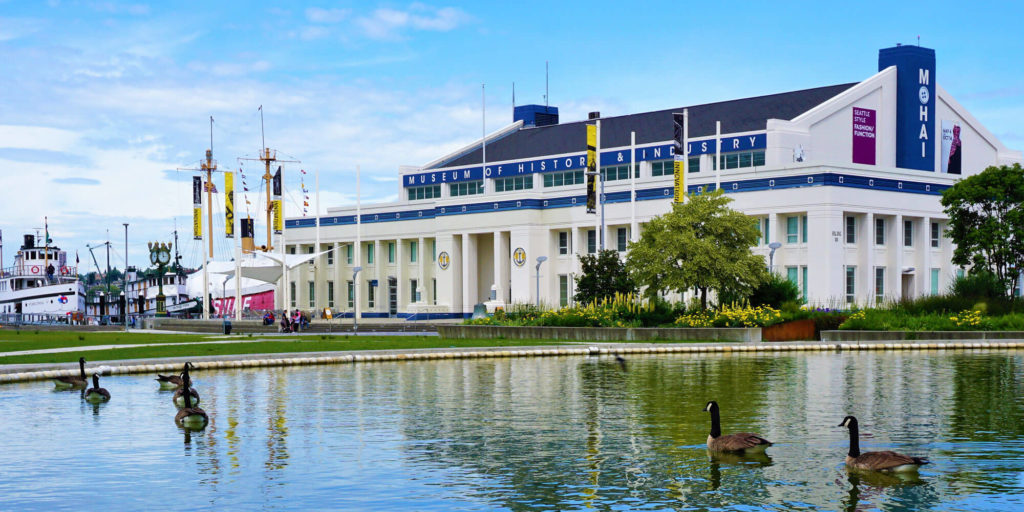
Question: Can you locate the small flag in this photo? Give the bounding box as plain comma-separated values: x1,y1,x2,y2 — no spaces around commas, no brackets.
300,169,307,174
76,251,80,264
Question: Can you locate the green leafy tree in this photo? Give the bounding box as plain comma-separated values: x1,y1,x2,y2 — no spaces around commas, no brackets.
627,188,767,309
573,249,636,304
941,164,1024,297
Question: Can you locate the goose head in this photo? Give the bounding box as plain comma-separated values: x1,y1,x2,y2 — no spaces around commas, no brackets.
838,415,858,428
704,401,718,413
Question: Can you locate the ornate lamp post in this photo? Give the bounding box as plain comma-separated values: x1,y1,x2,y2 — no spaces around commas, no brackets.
149,242,172,317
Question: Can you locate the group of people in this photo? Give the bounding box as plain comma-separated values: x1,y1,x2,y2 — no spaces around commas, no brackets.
275,310,310,332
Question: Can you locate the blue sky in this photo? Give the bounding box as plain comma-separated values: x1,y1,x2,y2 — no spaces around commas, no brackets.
1,1,1022,271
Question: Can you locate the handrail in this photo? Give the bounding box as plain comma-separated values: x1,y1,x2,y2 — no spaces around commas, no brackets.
1,265,79,278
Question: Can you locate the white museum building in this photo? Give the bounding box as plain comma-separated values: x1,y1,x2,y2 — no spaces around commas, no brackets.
282,45,1023,319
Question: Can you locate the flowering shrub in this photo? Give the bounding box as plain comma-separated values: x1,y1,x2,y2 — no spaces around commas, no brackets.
674,304,782,328
950,309,983,328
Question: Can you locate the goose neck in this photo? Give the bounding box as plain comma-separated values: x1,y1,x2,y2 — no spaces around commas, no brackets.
847,421,860,458
709,406,721,439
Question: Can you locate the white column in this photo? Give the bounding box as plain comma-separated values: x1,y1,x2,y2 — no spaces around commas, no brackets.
395,238,404,315
921,216,932,296
892,214,904,299
863,213,875,304
806,210,845,306
768,213,779,247
492,231,503,302
461,233,476,314
417,236,425,303
374,239,383,313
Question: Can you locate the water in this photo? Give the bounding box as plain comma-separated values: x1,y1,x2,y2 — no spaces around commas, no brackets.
2,350,1023,511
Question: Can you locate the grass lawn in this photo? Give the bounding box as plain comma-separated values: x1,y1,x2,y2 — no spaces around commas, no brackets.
0,330,230,353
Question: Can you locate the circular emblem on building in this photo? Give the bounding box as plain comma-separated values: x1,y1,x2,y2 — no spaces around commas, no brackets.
512,247,527,267
58,295,69,304
438,251,450,270
918,85,929,105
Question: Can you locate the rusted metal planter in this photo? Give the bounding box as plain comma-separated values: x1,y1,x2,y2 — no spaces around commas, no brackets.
762,319,817,342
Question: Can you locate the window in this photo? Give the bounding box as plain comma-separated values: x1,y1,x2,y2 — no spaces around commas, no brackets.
930,269,940,295
875,267,885,303
931,222,940,248
367,281,375,308
763,218,771,246
558,232,569,255
307,246,314,255
450,181,484,196
542,169,585,187
717,150,766,170
787,216,799,244
326,246,334,265
802,266,808,303
407,184,441,201
308,281,315,308
600,164,639,182
290,281,296,308
786,266,798,286
431,239,436,261
367,244,374,264
410,241,418,263
388,242,395,263
904,220,913,247
689,156,700,173
346,244,353,264
494,175,533,191
875,218,886,245
587,230,596,254
651,159,698,176
801,215,808,243
327,281,334,308
846,266,856,304
432,278,437,304
956,268,965,279
559,275,569,307
845,216,856,244
347,281,354,308
410,278,419,303
755,217,763,245
617,228,628,252
288,247,296,255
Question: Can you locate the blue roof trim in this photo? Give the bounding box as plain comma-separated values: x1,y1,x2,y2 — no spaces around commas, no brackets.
285,173,950,228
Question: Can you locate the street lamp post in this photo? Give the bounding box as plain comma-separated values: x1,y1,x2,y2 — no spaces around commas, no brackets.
535,256,548,307
123,223,128,330
352,266,362,332
768,242,782,273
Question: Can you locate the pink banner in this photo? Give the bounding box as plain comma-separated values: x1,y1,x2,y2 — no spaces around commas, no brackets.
852,107,876,165
213,290,275,316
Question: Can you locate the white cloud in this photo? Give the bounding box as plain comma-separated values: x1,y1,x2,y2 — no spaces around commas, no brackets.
357,4,471,41
0,125,81,152
305,7,350,23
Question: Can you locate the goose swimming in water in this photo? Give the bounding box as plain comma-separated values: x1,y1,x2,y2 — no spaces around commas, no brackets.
174,372,208,430
839,416,929,472
54,357,88,390
84,374,110,403
704,401,772,453
156,362,194,390
172,362,200,408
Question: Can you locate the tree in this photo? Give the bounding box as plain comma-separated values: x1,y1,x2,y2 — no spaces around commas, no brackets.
573,249,636,304
627,188,767,309
941,164,1024,297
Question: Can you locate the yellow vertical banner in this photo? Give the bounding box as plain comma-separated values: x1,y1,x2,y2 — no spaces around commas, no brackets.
193,207,202,240
273,199,283,234
586,124,597,214
673,156,686,203
224,172,234,238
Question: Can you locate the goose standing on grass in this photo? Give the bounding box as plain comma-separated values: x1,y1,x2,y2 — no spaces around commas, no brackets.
84,374,110,403
174,372,208,430
839,416,929,472
54,357,88,389
156,361,194,390
704,401,772,453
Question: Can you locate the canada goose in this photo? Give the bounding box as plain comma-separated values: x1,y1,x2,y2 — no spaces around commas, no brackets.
704,401,772,453
84,374,110,403
174,372,208,430
172,380,201,409
156,362,194,390
839,416,929,472
54,357,88,389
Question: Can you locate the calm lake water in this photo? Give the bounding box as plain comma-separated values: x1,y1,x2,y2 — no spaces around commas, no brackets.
2,350,1023,511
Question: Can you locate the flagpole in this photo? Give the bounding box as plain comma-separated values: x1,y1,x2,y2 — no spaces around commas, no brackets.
630,131,637,243
355,165,361,322
596,119,603,250
481,83,486,188
314,168,320,314
715,121,721,191
234,165,242,321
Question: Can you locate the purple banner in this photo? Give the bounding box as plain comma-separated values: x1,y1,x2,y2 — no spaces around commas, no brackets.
852,107,876,165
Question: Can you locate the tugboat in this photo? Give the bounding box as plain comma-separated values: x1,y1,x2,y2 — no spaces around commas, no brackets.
0,231,85,321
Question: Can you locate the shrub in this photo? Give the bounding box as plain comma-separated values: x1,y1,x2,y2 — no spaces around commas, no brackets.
675,304,783,328
745,272,802,309
950,271,1007,300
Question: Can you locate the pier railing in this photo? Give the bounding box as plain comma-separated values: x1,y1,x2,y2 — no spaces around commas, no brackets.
1,265,79,279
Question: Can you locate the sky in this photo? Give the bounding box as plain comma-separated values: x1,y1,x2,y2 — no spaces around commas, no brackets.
1,1,1023,272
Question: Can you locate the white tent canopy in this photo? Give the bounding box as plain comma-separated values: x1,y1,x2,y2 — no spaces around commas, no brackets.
186,250,328,299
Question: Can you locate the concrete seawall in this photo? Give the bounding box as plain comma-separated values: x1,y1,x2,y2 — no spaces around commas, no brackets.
438,325,761,342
